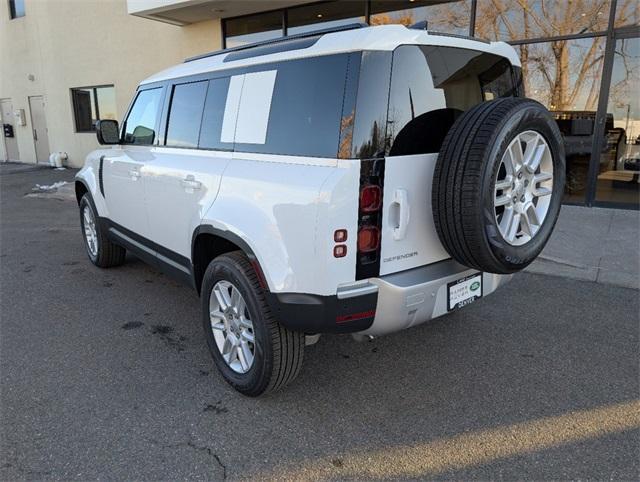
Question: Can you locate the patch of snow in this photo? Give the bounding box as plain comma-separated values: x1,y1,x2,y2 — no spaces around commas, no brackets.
25,181,75,201
32,181,68,192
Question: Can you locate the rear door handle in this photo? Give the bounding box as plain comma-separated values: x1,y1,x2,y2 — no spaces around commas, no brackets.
391,188,410,241
181,175,201,192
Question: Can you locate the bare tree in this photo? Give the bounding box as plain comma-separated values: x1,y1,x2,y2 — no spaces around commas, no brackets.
475,0,637,111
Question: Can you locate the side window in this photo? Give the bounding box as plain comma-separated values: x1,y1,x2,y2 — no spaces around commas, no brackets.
479,58,517,100
387,45,517,156
123,88,162,145
165,81,208,148
233,54,350,158
199,77,232,150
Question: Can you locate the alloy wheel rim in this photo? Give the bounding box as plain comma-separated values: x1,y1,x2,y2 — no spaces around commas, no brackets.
209,280,255,374
493,130,554,246
82,205,98,257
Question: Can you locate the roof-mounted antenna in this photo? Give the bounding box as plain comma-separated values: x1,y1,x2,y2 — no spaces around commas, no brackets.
409,20,428,30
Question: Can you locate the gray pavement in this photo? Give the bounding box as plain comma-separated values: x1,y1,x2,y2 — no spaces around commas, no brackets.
1,163,639,481
526,204,640,289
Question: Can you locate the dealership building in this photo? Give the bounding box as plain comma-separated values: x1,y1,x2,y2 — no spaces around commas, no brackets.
0,0,638,208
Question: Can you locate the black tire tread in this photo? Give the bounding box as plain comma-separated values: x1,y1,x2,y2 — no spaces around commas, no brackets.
80,194,126,268
215,251,304,395
433,98,551,273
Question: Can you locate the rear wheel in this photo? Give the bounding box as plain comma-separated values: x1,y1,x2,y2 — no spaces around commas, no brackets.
201,251,304,396
79,194,126,268
432,98,565,274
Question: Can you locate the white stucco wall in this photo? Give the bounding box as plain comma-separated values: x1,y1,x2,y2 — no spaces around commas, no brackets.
0,0,221,167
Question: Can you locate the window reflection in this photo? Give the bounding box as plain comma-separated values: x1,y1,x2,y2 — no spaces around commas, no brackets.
287,1,365,35
370,0,471,35
596,37,640,205
615,0,640,28
225,11,282,48
475,0,610,41
519,38,606,202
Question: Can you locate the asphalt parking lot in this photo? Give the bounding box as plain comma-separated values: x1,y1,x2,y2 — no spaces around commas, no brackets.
1,163,638,481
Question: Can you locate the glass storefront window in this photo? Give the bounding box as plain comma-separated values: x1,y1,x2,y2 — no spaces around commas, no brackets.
615,0,640,28
595,37,640,205
225,11,283,48
287,1,365,35
518,38,606,202
475,0,610,41
370,0,470,35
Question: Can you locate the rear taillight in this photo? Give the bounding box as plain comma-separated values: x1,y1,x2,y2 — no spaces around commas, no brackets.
356,159,385,280
357,226,380,252
359,185,381,212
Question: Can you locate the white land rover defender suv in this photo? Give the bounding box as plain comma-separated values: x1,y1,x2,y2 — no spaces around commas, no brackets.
76,23,565,396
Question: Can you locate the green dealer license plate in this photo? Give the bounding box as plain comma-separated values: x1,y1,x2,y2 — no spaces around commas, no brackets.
447,273,483,311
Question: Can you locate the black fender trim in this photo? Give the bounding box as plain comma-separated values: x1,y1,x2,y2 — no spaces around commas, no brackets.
74,177,91,205
191,225,259,265
192,225,377,334
191,225,268,290
98,155,105,197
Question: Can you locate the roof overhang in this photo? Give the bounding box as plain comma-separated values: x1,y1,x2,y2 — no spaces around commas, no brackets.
127,0,314,26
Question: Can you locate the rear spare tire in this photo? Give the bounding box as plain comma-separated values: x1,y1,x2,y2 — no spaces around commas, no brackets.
432,98,565,274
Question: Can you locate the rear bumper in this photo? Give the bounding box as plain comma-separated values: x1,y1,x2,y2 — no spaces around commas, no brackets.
362,259,512,336
267,259,512,335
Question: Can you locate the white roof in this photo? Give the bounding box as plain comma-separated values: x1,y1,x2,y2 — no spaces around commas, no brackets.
141,24,521,85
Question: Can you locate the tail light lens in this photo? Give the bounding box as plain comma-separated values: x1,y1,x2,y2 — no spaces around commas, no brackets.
356,159,385,280
358,226,380,252
359,185,382,212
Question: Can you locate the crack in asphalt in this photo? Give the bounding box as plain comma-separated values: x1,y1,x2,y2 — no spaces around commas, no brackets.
187,440,227,480
144,436,227,480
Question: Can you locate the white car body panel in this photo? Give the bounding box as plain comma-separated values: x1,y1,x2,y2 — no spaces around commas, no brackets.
142,147,232,258
202,152,352,295
379,153,449,275
102,145,151,238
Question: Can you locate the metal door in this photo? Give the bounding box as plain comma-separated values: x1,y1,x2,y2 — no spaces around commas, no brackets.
28,96,50,163
0,99,20,161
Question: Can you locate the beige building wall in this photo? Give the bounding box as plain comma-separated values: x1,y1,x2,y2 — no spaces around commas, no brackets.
0,0,221,167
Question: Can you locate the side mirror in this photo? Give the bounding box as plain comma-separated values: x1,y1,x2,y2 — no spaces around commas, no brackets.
96,119,120,145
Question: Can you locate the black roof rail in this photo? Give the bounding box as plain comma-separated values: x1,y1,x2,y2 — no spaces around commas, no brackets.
409,21,490,44
427,31,491,44
184,22,368,63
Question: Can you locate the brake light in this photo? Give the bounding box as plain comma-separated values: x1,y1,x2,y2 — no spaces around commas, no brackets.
359,185,382,212
358,226,380,253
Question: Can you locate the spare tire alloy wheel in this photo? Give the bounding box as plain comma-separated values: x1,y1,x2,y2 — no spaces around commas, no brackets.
432,98,565,274
494,130,554,246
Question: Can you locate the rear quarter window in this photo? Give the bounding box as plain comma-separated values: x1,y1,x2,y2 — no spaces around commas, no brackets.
233,54,350,158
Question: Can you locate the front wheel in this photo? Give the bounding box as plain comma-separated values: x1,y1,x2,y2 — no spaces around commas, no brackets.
201,251,304,396
79,194,126,268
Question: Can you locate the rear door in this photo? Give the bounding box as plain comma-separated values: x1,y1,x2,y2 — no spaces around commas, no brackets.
143,77,234,260
379,45,520,275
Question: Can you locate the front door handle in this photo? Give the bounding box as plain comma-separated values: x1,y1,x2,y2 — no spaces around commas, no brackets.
181,175,201,192
129,169,140,181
